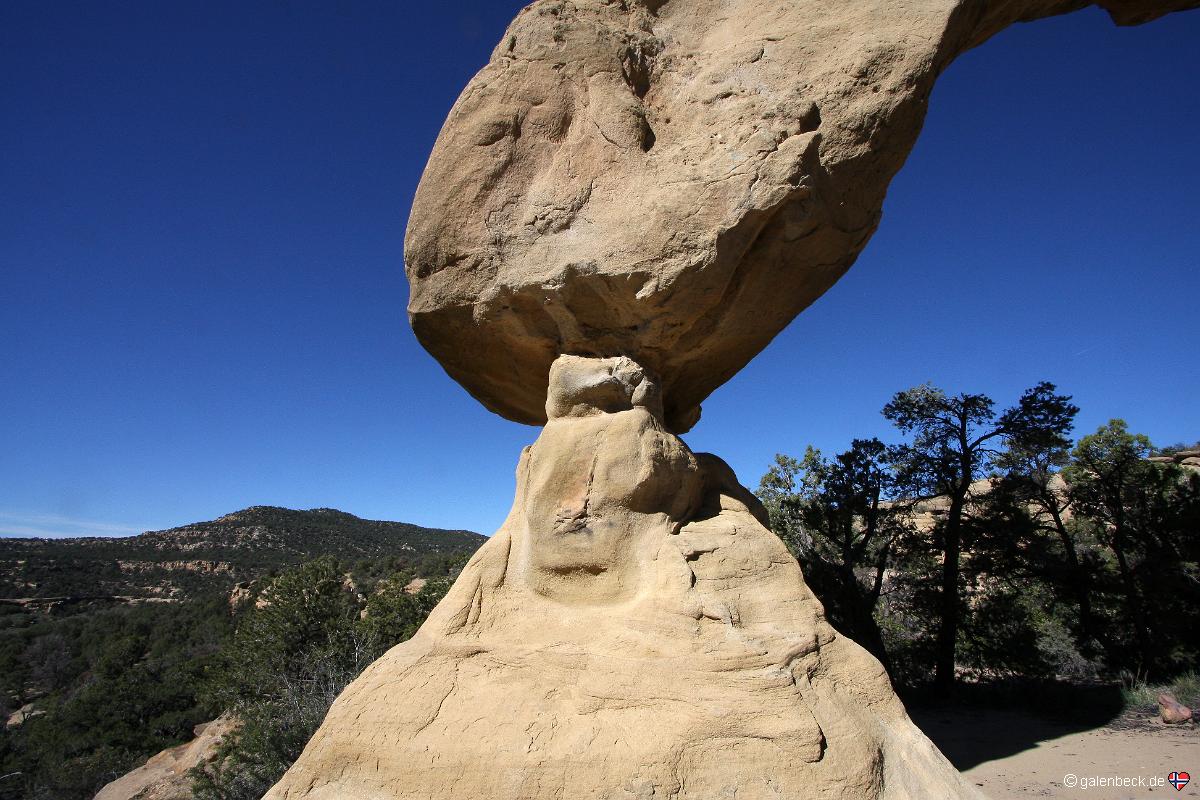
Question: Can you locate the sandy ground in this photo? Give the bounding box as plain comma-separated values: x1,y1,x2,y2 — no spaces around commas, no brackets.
911,707,1200,799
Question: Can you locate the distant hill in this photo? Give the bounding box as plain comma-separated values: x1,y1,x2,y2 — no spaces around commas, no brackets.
0,506,485,604
0,509,485,800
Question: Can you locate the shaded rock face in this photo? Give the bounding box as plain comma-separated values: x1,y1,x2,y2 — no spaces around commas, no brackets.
266,357,981,799
405,0,1199,432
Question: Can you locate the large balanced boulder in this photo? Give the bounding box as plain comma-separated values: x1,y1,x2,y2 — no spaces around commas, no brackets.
405,0,1197,432
268,2,1198,798
266,357,981,799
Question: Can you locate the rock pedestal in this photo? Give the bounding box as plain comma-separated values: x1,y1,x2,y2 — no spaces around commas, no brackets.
265,357,981,799
267,1,1197,796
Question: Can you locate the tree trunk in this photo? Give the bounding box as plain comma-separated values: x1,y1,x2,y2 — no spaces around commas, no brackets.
934,492,964,690
1110,521,1153,674
1047,504,1099,653
869,541,889,608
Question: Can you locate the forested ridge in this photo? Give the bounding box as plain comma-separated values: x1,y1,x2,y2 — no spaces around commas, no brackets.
0,508,484,800
0,506,482,602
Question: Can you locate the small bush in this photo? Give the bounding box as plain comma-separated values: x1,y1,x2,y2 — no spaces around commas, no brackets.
1120,670,1200,713
191,560,453,800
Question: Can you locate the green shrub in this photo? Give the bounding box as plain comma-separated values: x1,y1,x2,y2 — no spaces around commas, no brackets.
191,560,453,800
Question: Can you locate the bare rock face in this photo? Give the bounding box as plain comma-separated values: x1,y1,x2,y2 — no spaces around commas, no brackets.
1158,692,1194,724
266,357,981,799
405,0,1197,432
270,3,1197,797
95,715,238,800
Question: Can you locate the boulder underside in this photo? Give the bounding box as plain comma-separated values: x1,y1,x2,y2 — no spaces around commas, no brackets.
404,0,1198,431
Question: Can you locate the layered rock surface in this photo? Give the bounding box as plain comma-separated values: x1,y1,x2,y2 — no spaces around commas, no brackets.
405,0,1198,432
266,357,981,799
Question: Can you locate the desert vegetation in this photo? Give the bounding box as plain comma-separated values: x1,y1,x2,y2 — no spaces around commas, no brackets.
0,510,480,800
190,558,453,800
757,382,1199,692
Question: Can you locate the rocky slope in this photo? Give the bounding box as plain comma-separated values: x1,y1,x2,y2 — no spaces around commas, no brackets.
92,715,239,800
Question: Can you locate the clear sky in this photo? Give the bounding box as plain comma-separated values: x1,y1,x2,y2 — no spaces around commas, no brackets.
2,2,1197,539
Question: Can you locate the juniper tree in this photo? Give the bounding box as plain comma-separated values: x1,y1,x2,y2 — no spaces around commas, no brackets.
883,382,1077,689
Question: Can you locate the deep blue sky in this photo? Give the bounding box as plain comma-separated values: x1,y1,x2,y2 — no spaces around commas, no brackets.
2,2,1196,538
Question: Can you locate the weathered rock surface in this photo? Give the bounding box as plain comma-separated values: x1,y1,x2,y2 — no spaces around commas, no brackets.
4,702,43,729
276,3,1199,797
405,0,1198,432
1154,448,1200,473
1158,692,1194,724
95,714,238,800
267,357,982,799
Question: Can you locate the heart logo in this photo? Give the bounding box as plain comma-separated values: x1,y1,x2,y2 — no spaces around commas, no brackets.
1169,771,1191,791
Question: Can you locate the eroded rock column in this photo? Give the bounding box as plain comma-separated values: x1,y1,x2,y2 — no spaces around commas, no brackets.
265,356,983,800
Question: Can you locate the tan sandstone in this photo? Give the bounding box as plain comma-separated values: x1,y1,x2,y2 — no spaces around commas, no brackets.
405,0,1198,432
95,715,238,800
270,2,1197,798
1158,692,1195,725
267,356,982,799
